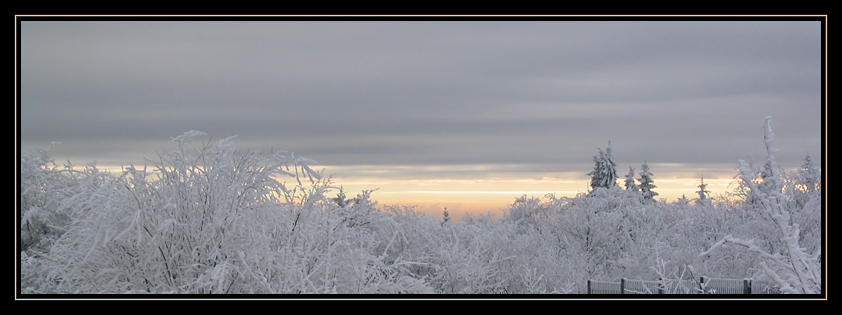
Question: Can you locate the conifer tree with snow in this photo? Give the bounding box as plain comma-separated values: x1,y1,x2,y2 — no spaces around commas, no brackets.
588,151,605,191
797,152,821,193
637,160,658,202
587,144,618,191
333,186,351,207
441,207,450,226
696,174,711,201
624,166,639,192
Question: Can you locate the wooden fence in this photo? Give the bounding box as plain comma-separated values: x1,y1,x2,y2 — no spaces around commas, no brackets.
587,277,782,294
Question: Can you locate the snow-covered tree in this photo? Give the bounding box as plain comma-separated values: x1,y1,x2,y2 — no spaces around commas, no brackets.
23,127,821,294
701,117,822,294
728,157,764,206
624,166,639,192
333,186,350,207
441,207,450,226
27,131,436,294
675,194,690,206
587,144,618,191
587,151,604,191
790,152,822,211
797,152,821,193
696,175,711,202
638,160,658,202
759,160,783,197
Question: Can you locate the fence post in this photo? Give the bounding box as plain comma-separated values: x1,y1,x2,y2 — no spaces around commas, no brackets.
620,278,625,294
587,280,592,294
700,276,706,294
658,277,664,294
744,279,751,294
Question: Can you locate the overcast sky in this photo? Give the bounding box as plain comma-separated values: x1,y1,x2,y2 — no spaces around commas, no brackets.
18,20,824,213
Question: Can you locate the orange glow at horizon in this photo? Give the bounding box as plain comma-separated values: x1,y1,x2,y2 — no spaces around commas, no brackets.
70,163,744,220
336,176,739,220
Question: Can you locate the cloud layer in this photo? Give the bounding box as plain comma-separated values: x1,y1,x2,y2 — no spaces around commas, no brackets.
20,20,823,181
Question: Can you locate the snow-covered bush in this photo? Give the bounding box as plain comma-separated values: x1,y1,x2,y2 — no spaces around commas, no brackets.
21,122,819,294
19,143,91,253
701,117,822,294
28,131,434,294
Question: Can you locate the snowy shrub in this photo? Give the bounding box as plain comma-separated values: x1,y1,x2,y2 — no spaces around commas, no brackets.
22,122,819,295
505,194,551,235
19,143,90,252
701,117,822,294
30,131,434,294
401,213,506,294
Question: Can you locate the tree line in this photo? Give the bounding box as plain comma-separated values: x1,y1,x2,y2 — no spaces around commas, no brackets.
18,118,822,294
585,140,820,207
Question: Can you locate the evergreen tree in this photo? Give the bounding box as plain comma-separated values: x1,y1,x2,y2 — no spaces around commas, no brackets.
793,152,821,210
441,207,450,226
588,151,604,191
587,144,618,191
624,166,638,191
696,174,711,201
797,152,820,193
638,160,658,202
333,186,350,207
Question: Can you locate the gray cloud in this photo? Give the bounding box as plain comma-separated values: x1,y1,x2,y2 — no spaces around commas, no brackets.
20,20,823,179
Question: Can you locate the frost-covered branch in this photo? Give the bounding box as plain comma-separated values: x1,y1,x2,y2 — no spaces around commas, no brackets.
702,117,821,294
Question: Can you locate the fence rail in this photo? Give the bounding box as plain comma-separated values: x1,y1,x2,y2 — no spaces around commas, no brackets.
587,277,782,294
